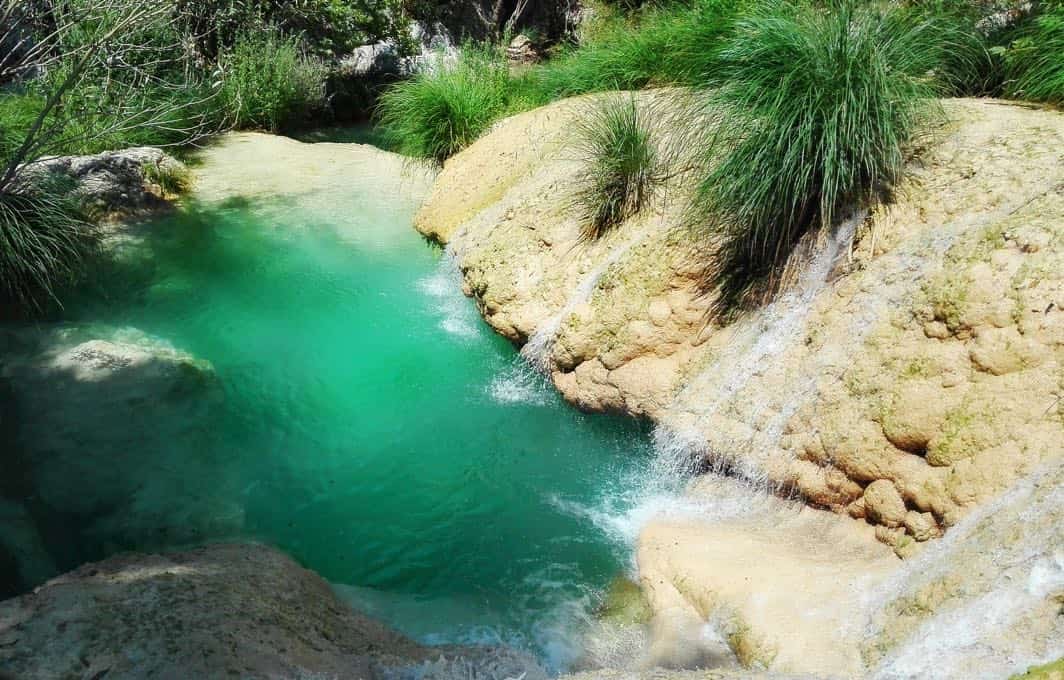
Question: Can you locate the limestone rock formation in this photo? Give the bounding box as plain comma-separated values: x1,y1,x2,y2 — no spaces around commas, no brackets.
414,93,1064,545
14,147,188,219
0,542,432,679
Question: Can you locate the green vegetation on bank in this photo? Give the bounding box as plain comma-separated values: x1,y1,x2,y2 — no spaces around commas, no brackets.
1005,3,1064,105
0,0,410,315
692,0,957,311
0,187,96,314
378,46,518,163
218,33,329,133
376,0,1063,315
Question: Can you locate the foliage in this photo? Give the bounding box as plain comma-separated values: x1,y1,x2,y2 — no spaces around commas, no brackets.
0,185,97,315
377,45,517,163
218,32,328,133
376,0,745,162
143,160,195,197
895,0,1002,95
532,0,745,99
690,0,952,314
571,95,661,239
176,0,413,60
0,0,221,185
1004,3,1064,105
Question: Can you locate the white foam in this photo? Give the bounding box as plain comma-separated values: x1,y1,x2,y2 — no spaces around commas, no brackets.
419,249,484,343
488,361,550,406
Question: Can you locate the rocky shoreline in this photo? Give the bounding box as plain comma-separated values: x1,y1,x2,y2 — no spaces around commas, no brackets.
415,94,1064,551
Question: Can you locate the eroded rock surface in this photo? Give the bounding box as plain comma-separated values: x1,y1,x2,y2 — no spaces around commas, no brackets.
0,325,224,588
0,542,432,679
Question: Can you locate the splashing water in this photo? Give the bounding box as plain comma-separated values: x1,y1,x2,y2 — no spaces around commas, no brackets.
418,247,482,342
867,462,1064,680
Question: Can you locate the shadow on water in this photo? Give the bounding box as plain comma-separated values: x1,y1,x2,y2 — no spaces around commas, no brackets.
289,123,400,153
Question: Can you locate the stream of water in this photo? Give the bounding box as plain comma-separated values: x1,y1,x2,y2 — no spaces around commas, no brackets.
1,155,657,672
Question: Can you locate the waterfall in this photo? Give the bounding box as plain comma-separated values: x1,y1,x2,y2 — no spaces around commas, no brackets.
418,245,481,341
520,231,648,373
868,461,1064,679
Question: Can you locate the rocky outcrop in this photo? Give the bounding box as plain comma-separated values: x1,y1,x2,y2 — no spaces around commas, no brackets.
416,92,1063,676
338,22,458,80
414,93,1064,548
14,147,189,220
0,542,434,679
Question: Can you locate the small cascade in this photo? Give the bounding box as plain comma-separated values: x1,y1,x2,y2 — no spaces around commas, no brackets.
521,231,648,373
867,462,1064,680
690,211,864,421
418,246,481,341
641,211,866,486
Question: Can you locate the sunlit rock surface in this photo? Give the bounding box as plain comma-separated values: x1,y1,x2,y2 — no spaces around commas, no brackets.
15,147,187,219
415,94,1064,542
0,543,434,679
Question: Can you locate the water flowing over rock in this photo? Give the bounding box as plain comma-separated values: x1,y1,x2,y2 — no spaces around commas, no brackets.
415,92,1064,542
414,92,1064,677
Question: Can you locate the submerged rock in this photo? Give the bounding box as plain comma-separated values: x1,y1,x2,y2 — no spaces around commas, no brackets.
0,542,432,679
0,325,224,584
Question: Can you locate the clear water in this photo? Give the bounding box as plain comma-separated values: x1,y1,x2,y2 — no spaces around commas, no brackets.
10,179,653,669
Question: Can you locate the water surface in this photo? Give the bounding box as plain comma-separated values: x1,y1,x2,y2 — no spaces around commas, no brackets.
11,138,654,669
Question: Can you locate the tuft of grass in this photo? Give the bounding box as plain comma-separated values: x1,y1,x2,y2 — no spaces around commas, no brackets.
218,31,328,133
1005,4,1064,106
377,45,517,164
0,186,98,315
571,95,662,239
690,0,952,315
143,160,194,197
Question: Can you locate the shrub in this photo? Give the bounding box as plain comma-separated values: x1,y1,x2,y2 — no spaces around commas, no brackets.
0,186,98,315
1005,4,1064,105
377,45,516,163
571,95,661,239
691,0,952,314
176,0,412,61
218,32,328,133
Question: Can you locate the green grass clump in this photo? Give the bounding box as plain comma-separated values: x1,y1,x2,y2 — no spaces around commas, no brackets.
1005,4,1064,105
691,0,952,314
0,187,97,315
374,0,746,163
532,0,746,99
143,160,195,197
377,46,517,163
219,32,328,133
572,95,661,239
